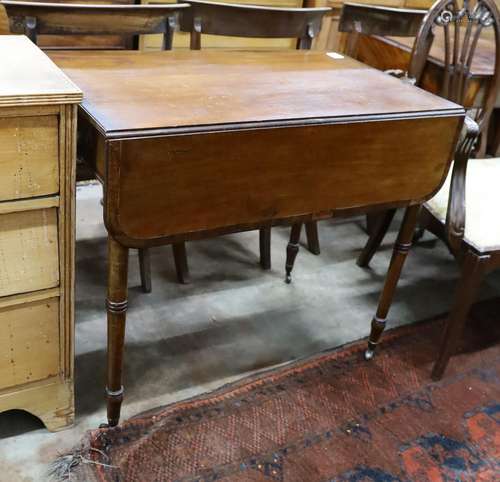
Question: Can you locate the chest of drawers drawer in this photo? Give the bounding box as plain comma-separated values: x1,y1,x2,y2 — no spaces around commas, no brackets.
0,297,60,391
0,207,59,298
0,110,59,201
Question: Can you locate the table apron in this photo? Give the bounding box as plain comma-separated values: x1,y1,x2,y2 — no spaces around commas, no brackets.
100,115,462,247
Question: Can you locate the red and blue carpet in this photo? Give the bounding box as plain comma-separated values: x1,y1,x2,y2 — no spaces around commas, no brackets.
62,299,500,481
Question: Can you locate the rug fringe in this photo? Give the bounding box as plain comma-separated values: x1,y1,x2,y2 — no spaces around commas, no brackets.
47,445,116,481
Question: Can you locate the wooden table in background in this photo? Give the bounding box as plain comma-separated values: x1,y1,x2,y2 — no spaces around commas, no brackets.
49,48,464,426
308,0,434,51
356,29,499,155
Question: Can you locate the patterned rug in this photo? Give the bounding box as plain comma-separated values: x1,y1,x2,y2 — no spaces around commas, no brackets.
61,299,500,481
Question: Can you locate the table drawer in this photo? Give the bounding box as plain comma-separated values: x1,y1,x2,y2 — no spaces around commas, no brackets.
0,208,59,297
0,297,60,391
0,114,59,202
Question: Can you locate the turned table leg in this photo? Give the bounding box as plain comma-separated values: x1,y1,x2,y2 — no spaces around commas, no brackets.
365,205,420,360
105,236,129,427
285,223,302,284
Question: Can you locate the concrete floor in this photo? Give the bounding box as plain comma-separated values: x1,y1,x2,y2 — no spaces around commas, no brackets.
1,182,499,481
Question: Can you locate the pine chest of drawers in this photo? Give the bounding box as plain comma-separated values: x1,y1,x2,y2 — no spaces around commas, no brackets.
0,36,82,431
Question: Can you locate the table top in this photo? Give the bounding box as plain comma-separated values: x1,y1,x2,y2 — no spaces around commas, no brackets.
384,28,495,78
48,49,461,137
0,36,82,107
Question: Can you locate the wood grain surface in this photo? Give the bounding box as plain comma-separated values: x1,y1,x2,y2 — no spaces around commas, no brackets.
104,115,461,244
0,298,60,391
386,28,495,77
0,36,82,106
0,113,59,201
0,208,59,297
356,28,496,107
49,49,461,134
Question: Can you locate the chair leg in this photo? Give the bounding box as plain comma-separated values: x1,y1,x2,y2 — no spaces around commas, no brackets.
365,205,420,360
105,236,129,427
305,221,320,255
365,212,379,235
412,228,425,243
489,109,500,157
431,251,488,380
285,223,302,284
138,248,152,293
356,209,396,268
259,227,271,270
357,209,397,267
172,242,190,284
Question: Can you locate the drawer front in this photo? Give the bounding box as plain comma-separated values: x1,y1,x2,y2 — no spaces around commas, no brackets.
0,208,59,297
0,115,59,202
0,297,60,390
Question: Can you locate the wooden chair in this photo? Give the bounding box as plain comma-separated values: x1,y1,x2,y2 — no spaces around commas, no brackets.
1,1,188,49
359,0,500,379
358,0,499,268
177,0,329,49
139,0,330,289
284,2,426,283
2,0,191,291
1,0,142,50
182,0,331,275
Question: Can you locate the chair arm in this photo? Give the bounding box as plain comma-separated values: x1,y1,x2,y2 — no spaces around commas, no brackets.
445,115,480,252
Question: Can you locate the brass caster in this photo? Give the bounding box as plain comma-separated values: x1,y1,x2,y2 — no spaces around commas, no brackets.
364,348,375,361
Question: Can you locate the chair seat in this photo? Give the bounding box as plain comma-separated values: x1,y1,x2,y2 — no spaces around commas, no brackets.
425,157,500,253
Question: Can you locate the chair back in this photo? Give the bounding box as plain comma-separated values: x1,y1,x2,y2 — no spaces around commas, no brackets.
408,0,500,134
402,2,499,252
176,0,330,50
339,2,426,56
1,1,190,49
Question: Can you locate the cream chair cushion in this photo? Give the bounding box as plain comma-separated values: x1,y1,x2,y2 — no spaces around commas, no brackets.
425,157,500,253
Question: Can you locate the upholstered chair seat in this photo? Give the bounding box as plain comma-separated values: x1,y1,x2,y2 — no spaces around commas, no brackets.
426,157,500,252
